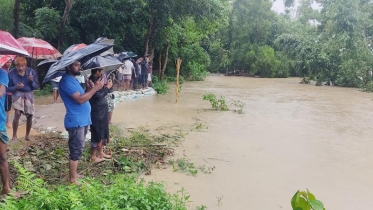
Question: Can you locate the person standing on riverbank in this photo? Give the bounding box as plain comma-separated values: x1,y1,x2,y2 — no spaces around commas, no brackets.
59,61,103,185
51,76,62,103
8,57,38,141
88,68,113,162
0,67,11,195
140,56,149,89
1,58,13,128
122,58,134,91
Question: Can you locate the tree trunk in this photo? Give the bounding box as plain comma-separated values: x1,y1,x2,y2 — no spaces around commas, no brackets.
158,50,162,79
144,16,154,56
58,0,74,48
13,0,20,38
160,41,170,81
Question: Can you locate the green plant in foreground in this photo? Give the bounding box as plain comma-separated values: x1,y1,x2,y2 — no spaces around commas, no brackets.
291,189,325,210
203,93,229,111
1,161,189,210
231,100,246,114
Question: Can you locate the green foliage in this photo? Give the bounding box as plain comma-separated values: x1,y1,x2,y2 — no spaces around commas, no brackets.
152,75,170,95
203,93,229,111
1,162,189,210
34,7,61,40
0,0,14,32
187,62,210,81
34,84,53,97
291,189,325,210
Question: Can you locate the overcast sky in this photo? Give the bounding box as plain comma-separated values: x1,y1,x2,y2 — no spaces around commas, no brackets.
271,0,322,15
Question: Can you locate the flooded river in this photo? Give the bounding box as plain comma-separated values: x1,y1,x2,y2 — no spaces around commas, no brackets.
113,76,373,210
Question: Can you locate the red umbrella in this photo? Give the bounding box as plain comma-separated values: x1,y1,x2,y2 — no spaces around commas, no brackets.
0,55,16,67
17,37,62,60
63,43,87,56
0,30,29,56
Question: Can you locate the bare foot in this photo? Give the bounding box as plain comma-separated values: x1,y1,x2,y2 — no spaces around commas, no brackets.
1,187,11,195
91,157,104,163
25,136,31,141
69,178,81,186
98,153,112,159
11,136,17,141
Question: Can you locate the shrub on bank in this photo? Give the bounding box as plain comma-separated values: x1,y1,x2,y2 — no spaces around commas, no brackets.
1,162,189,210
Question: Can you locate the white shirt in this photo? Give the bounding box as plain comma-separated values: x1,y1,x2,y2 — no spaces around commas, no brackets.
123,60,134,75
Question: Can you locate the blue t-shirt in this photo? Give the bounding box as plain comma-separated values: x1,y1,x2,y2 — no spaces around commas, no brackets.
59,74,91,128
0,70,9,128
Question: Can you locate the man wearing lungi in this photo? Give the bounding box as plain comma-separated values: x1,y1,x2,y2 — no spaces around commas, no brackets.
7,57,38,141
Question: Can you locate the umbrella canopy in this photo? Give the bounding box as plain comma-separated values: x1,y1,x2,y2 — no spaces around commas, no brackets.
43,43,114,84
94,37,115,56
37,59,57,67
17,37,62,60
117,51,137,61
0,30,29,56
63,43,87,56
0,55,16,67
81,54,123,76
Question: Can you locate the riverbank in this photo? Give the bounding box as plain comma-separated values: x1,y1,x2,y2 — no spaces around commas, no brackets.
6,76,373,209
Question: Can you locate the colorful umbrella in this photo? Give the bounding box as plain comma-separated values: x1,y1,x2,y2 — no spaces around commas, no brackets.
17,37,62,60
43,43,114,84
63,43,87,56
0,30,29,56
0,55,16,67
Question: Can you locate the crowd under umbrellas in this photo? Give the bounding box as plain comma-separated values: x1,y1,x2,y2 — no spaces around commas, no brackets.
0,31,154,192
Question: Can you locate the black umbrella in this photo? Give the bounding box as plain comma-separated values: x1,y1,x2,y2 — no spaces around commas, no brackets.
37,59,57,67
117,51,137,61
94,37,115,56
43,43,113,84
81,54,123,76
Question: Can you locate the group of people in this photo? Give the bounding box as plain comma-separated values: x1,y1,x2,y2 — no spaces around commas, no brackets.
117,56,152,91
0,54,129,194
0,56,39,195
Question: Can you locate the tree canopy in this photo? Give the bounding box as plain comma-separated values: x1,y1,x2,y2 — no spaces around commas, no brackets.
1,0,373,87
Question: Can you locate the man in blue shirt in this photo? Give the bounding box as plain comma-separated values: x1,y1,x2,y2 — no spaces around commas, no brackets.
0,69,10,194
59,61,103,185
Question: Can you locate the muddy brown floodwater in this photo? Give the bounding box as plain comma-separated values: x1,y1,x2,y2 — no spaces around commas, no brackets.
113,76,373,210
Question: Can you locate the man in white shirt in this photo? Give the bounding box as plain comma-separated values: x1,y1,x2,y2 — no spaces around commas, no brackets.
51,76,62,103
122,58,134,91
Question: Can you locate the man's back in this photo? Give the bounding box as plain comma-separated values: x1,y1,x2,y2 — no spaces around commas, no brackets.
59,74,91,128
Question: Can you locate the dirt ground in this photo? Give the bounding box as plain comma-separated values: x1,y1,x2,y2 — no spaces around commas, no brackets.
6,95,66,139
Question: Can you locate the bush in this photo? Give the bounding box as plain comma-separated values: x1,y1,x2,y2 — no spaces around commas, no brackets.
1,162,189,210
152,76,170,95
34,84,53,97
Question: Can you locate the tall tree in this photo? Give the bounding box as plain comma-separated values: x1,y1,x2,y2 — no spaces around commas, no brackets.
13,0,20,38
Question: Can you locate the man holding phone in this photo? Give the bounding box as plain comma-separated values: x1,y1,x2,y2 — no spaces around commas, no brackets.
7,57,38,141
59,61,104,185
